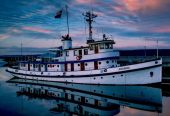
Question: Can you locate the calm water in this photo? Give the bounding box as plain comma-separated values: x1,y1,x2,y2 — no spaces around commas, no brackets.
0,67,170,116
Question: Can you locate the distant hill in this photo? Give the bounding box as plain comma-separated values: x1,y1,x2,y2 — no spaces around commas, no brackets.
120,49,170,56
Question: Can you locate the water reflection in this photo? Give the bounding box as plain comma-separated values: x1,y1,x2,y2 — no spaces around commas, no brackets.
6,78,163,116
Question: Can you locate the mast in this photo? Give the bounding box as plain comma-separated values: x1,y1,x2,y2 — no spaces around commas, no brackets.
21,41,23,56
156,40,159,58
83,11,97,43
65,5,69,36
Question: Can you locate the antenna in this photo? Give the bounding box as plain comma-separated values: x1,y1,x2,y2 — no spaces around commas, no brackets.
21,41,23,56
84,17,87,40
83,11,97,43
156,39,159,58
65,5,69,36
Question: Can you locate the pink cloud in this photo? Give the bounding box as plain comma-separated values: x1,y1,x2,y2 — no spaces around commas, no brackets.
0,34,10,40
22,26,52,34
75,0,90,4
121,0,170,13
151,25,170,33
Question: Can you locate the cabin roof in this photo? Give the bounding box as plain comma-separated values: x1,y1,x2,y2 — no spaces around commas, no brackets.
64,46,89,50
88,40,115,45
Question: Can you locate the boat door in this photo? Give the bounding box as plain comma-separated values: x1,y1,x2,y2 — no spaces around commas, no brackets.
94,61,98,70
94,44,99,54
80,62,85,71
65,63,68,71
79,50,82,56
38,64,41,71
95,99,99,106
71,63,74,71
81,96,85,103
45,64,47,71
65,93,68,99
28,63,30,71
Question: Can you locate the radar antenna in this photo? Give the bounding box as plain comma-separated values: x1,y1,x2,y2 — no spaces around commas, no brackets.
83,11,97,44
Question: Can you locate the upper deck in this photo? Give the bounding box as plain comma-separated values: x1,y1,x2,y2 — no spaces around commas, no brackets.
53,39,119,62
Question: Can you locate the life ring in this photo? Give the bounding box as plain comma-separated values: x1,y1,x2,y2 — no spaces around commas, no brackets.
76,56,82,60
77,104,82,110
104,69,107,72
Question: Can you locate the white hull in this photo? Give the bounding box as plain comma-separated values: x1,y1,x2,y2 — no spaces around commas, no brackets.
7,59,162,85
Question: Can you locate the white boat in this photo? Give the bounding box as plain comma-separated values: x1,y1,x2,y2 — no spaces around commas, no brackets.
6,11,162,85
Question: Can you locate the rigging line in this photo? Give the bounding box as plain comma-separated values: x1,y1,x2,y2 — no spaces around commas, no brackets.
65,5,69,36
90,0,93,13
84,17,87,41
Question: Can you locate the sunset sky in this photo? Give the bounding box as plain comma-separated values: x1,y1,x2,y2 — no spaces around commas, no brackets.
0,0,170,54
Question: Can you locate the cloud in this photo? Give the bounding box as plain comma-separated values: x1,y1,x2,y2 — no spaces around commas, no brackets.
22,26,53,34
151,25,170,33
75,0,91,4
120,0,170,14
0,34,10,40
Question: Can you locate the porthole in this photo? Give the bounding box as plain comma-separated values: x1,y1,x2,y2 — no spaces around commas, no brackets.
94,77,96,80
113,76,115,78
57,65,59,67
85,63,88,66
99,62,101,65
150,72,153,77
101,77,103,79
106,61,109,64
86,99,88,102
155,61,158,64
78,64,80,66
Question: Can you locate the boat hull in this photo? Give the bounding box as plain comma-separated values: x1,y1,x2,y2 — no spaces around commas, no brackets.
7,59,162,85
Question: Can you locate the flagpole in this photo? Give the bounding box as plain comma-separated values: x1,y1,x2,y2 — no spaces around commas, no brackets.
65,5,69,36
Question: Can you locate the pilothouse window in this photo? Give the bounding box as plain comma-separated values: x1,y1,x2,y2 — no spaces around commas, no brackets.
84,49,88,55
74,50,78,56
89,45,94,50
105,43,109,49
66,51,69,56
105,43,113,49
100,44,104,49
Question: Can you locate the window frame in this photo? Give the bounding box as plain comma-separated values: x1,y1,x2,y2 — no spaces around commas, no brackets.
84,49,88,55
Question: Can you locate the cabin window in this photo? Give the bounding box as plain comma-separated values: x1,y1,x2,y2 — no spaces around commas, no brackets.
60,51,63,56
84,49,88,55
100,44,104,49
109,44,113,49
105,43,109,49
106,61,109,64
99,62,101,65
66,51,69,56
78,63,80,66
89,45,93,50
74,50,78,56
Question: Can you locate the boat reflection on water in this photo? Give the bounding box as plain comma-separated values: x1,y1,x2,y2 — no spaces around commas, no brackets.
7,78,162,116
